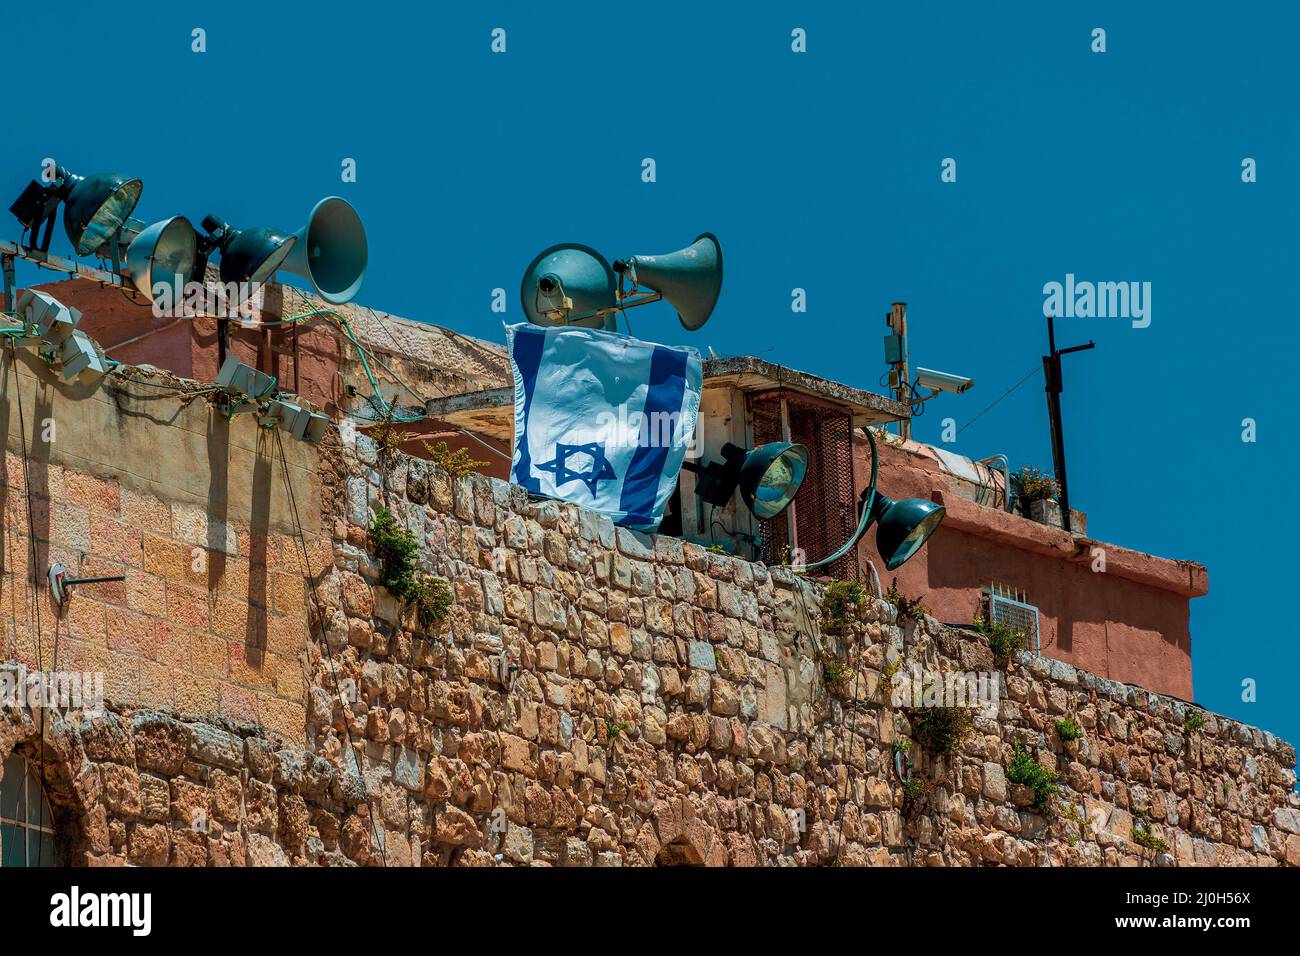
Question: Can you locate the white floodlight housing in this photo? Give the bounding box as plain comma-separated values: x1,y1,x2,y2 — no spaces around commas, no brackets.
55,331,108,382
261,398,330,444
216,353,276,410
13,290,107,382
17,289,80,343
915,367,974,394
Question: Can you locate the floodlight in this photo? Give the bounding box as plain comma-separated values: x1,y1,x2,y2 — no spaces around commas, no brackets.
9,180,62,248
684,441,808,520
54,331,108,382
13,290,108,382
55,167,143,255
218,356,330,442
864,491,945,570
216,353,276,411
17,289,80,343
201,215,296,286
261,398,330,444
799,428,944,573
124,216,198,303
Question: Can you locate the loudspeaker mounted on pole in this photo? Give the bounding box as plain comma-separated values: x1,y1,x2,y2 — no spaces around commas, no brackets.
281,196,368,304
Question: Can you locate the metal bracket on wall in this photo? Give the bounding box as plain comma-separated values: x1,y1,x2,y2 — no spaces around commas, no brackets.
49,563,126,606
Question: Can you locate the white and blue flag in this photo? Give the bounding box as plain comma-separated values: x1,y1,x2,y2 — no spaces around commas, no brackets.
506,323,702,531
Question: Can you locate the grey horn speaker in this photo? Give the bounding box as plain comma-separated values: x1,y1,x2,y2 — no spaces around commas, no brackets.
620,232,722,331
282,197,368,304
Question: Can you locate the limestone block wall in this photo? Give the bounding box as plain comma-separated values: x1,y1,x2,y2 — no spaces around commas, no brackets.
0,357,321,742
0,399,1295,866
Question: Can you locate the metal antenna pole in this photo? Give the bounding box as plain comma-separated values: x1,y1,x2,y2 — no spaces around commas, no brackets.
887,302,910,441
2,254,15,316
1042,314,1095,534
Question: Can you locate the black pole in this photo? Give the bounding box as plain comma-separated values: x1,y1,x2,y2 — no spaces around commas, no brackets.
1042,314,1094,534
1,254,14,318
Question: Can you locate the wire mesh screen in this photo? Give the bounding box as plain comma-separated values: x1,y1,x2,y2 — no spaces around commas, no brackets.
748,391,859,580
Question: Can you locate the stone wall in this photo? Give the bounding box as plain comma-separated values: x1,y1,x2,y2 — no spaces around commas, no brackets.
1,409,1296,866
0,357,321,742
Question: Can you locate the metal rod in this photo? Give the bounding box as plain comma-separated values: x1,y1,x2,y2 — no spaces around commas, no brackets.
63,575,126,586
1042,314,1095,534
0,239,125,287
2,253,14,316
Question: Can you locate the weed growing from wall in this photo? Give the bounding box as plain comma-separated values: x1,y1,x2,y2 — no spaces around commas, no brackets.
369,507,451,630
821,579,866,634
1055,717,1084,742
421,440,488,479
885,578,928,623
905,700,974,756
1006,742,1059,814
1131,809,1168,853
973,611,1028,666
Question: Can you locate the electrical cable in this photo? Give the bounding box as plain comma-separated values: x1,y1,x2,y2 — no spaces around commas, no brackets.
281,288,511,460
957,364,1041,435
6,343,51,849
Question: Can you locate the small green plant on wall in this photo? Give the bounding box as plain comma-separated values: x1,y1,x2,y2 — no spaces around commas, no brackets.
1006,742,1059,815
369,418,408,458
973,611,1028,665
1183,710,1207,736
369,507,451,630
879,656,903,704
905,696,974,757
1014,466,1059,502
1055,718,1084,743
422,440,488,479
1060,801,1090,846
603,715,631,761
1131,809,1168,854
820,654,853,689
821,579,866,634
885,578,928,623
900,775,931,817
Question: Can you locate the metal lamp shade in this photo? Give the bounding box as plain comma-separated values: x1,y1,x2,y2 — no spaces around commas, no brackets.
871,493,945,570
125,216,197,302
62,172,143,255
739,442,808,520
520,243,617,328
219,225,296,285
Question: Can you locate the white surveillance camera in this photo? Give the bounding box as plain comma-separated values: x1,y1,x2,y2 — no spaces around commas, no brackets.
915,367,974,394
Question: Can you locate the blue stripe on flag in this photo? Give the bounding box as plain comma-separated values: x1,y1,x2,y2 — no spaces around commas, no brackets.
511,326,546,492
618,345,687,526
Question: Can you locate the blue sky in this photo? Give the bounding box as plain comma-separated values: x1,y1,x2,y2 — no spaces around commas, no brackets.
7,2,1297,755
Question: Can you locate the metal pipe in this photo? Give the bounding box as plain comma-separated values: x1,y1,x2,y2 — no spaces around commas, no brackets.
976,454,1012,512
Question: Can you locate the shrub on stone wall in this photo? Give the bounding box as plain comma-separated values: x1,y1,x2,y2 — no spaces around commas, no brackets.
368,506,450,629
1006,742,1059,814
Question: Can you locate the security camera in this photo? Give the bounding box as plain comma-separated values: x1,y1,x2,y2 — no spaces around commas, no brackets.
915,367,974,394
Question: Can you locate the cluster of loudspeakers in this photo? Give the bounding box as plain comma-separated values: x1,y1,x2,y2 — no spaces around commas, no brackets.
520,233,723,333
10,166,368,306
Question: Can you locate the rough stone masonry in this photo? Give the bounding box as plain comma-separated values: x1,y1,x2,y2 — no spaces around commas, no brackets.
1,424,1296,867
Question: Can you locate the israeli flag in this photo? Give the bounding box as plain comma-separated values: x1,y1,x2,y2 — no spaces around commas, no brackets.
506,323,702,531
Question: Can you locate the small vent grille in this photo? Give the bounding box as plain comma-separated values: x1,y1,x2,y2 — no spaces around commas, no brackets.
748,390,858,580
985,583,1040,655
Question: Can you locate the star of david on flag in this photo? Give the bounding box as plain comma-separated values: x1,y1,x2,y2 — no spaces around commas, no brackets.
506,323,702,531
